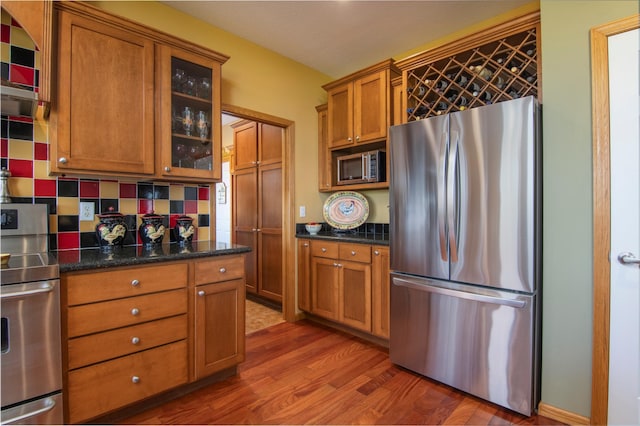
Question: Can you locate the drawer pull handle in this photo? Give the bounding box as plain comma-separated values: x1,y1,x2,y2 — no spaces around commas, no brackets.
219,267,227,273
351,250,356,256
321,248,327,252
131,308,140,316
374,250,380,255
198,290,205,297
131,279,140,287
131,376,140,384
131,337,140,345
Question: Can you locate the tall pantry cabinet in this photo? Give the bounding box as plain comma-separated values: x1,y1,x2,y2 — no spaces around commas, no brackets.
231,120,284,303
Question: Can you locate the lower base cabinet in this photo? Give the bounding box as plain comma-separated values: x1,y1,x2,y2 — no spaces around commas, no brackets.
298,238,389,339
62,254,246,424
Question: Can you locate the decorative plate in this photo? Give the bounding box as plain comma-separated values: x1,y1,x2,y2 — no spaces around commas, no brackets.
323,191,369,230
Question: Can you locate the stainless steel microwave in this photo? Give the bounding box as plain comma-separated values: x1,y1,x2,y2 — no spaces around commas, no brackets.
337,150,386,185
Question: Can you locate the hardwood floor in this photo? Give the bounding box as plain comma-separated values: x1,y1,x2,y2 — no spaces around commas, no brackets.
120,320,564,425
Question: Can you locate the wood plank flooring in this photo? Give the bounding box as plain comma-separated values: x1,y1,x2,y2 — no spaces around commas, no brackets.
119,320,565,425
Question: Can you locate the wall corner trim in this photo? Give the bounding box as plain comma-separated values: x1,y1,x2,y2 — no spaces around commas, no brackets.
538,402,590,425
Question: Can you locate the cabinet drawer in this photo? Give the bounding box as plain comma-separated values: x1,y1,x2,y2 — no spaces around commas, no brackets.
67,340,188,424
339,243,371,263
311,240,339,258
66,263,188,306
194,255,244,285
68,289,187,338
68,314,187,370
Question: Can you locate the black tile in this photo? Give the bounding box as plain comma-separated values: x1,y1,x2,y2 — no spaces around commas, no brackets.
57,180,78,197
80,232,99,248
1,62,8,81
170,200,184,214
11,46,35,68
35,69,39,89
1,118,7,139
124,230,137,245
100,199,119,214
58,215,79,232
184,186,198,200
34,197,56,215
0,159,6,169
8,120,33,141
154,185,169,200
124,214,137,233
198,214,209,227
48,234,57,251
138,183,154,199
10,196,33,204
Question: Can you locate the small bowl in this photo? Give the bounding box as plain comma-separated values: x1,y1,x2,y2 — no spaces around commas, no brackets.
1,253,11,267
305,224,322,235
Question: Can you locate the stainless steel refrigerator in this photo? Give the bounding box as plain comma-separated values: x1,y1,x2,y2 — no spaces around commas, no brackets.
388,96,540,416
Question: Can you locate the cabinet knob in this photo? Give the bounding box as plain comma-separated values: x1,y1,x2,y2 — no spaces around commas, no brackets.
131,376,140,384
252,228,257,232
219,267,227,273
333,262,338,267
355,135,360,141
131,308,140,316
131,279,140,287
347,137,352,142
337,263,342,268
321,247,327,252
164,166,171,172
374,250,380,255
198,290,205,297
303,243,309,247
351,250,356,256
58,157,68,164
131,337,140,345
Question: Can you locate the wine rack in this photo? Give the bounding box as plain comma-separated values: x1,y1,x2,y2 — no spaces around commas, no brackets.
400,15,540,121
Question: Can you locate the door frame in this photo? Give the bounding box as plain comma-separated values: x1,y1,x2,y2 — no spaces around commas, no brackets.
222,103,296,322
590,14,640,425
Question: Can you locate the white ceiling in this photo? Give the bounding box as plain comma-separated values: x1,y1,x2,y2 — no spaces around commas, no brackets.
161,0,532,79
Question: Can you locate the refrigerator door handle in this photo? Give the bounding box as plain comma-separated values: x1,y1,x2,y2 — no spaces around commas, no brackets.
392,276,527,308
438,130,449,261
447,130,460,262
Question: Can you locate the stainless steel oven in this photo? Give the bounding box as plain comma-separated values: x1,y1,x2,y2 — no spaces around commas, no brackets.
1,204,63,425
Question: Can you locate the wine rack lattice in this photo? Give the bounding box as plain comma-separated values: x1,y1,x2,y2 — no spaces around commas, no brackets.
406,28,538,121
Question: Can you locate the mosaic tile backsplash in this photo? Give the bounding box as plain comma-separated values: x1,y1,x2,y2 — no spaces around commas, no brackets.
1,11,211,250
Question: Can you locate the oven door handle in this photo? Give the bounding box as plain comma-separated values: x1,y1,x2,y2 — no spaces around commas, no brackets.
0,282,56,300
1,396,57,424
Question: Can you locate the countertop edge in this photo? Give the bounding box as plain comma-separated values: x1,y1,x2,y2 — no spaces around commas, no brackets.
295,232,389,246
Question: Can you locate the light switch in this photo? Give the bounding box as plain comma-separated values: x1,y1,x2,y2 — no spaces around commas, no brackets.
80,202,95,221
299,205,306,217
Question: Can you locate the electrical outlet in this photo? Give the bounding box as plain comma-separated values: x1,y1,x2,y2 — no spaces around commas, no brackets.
299,205,306,217
79,202,95,221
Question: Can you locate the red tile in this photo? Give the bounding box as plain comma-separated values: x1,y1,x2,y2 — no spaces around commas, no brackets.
1,139,7,158
9,159,33,178
34,179,57,197
120,183,137,198
184,200,198,214
1,24,10,43
10,116,33,124
10,18,23,28
198,186,209,200
34,142,48,160
169,214,179,228
80,180,100,198
9,64,35,86
57,232,80,250
138,199,153,214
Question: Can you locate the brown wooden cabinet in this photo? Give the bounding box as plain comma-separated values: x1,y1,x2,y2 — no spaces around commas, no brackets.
319,59,399,192
50,1,228,182
371,245,390,339
193,256,246,379
63,263,190,424
61,254,246,424
297,239,311,312
232,121,284,303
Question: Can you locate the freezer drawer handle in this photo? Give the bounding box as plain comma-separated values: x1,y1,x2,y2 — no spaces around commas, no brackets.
1,397,56,424
618,252,640,266
0,282,55,300
393,277,526,308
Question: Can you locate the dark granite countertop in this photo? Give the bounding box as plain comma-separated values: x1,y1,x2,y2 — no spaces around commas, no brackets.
295,231,389,246
53,241,251,273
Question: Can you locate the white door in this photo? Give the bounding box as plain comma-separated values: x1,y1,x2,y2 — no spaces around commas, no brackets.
608,27,640,425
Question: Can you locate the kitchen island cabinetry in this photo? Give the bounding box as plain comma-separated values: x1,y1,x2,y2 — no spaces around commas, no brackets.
50,1,228,182
60,250,247,424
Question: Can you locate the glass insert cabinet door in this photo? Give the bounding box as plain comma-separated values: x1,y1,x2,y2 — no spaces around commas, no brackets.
158,45,223,181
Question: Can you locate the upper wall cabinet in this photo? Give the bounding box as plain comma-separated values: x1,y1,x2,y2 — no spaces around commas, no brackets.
396,12,540,122
49,2,228,182
1,0,53,104
322,60,400,149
